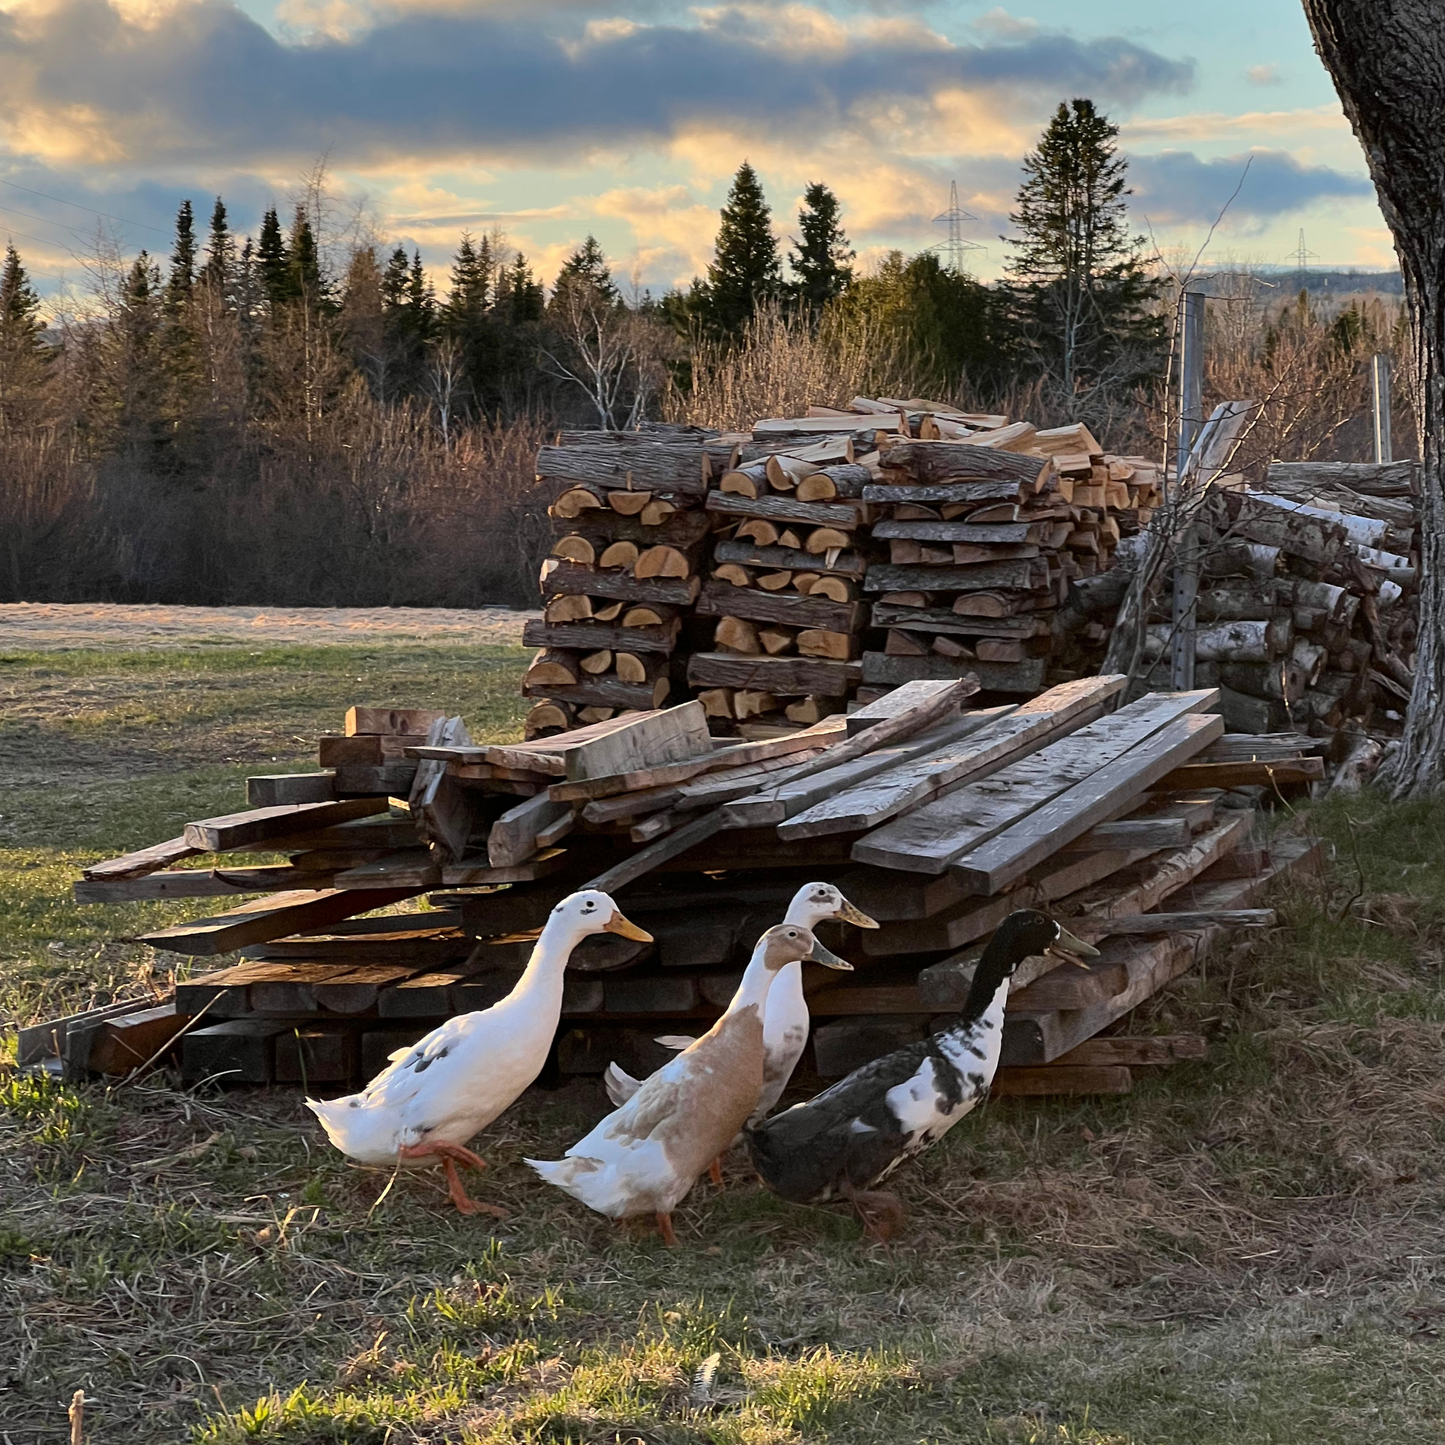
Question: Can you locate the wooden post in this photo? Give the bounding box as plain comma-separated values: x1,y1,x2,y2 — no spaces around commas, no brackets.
1372,351,1393,464
1171,290,1206,690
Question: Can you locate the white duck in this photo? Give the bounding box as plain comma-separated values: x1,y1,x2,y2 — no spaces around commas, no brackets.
604,882,877,1126
307,889,651,1216
527,923,852,1245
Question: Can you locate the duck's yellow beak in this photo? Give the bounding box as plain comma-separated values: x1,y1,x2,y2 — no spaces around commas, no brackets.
809,936,853,970
604,910,653,942
834,898,880,929
1049,925,1100,968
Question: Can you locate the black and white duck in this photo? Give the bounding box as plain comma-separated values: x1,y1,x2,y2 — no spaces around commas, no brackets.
744,909,1098,1239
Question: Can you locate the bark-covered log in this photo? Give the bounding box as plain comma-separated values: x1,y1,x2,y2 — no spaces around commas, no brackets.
878,442,1050,487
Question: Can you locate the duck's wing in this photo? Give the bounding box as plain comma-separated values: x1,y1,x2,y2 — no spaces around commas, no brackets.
745,1041,931,1199
356,1012,483,1111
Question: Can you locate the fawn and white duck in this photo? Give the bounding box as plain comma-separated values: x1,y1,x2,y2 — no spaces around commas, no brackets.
746,910,1097,1239
307,889,651,1215
603,881,878,1124
527,922,852,1245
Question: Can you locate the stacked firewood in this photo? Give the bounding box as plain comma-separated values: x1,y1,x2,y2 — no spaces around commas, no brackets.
858,419,1162,700
688,435,879,736
521,427,731,737
1108,461,1418,742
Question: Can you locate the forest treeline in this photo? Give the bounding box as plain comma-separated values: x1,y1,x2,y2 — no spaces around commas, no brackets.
0,102,1413,608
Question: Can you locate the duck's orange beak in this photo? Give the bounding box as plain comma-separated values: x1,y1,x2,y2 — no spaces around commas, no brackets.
604,909,652,942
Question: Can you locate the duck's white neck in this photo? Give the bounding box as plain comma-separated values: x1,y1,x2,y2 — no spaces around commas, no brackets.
510,916,585,1003
724,940,778,1017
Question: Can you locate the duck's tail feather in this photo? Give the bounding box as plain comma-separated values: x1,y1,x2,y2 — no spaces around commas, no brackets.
525,1154,603,1197
602,1062,640,1108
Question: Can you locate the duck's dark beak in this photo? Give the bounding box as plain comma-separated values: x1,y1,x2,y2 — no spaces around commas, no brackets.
604,910,653,942
808,936,853,970
834,898,879,929
1049,925,1100,967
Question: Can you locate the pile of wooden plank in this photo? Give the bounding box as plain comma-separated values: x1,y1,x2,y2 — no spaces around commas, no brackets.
521,427,726,737
47,679,1322,1098
1072,461,1419,745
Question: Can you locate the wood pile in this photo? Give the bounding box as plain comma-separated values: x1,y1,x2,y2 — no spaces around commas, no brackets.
1066,460,1419,747
44,679,1323,1100
522,426,726,737
532,402,1163,737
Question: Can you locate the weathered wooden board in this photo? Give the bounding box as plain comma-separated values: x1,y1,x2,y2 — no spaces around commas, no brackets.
563,701,711,782
860,654,1048,694
783,676,1122,840
873,520,1042,544
487,792,574,868
74,865,347,903
246,774,336,808
696,580,863,635
582,810,726,894
705,491,862,530
182,799,389,853
481,711,662,775
863,560,1045,593
543,561,701,606
1152,756,1324,791
686,652,863,697
991,1065,1132,1097
82,837,202,881
140,888,420,956
722,708,1009,829
869,603,1051,638
953,712,1225,894
713,539,867,579
853,689,1215,875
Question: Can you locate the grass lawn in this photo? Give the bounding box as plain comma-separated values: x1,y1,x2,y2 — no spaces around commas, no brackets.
4,642,1445,1444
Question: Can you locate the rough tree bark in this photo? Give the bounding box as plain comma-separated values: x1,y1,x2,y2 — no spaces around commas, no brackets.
1299,0,1445,793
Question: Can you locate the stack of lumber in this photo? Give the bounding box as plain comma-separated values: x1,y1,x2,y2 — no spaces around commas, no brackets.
1119,461,1419,742
858,420,1159,700
522,426,726,737
690,434,879,735
52,680,1321,1097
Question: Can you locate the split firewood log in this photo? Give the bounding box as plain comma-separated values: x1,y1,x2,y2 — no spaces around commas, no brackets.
551,488,605,519
977,639,1025,662
634,545,690,579
715,563,753,587
791,571,821,594
893,503,942,520
545,594,593,622
524,701,571,737
607,489,653,515
886,629,928,656
797,629,852,660
593,600,623,622
796,475,836,501
809,576,854,602
720,472,760,498
777,529,803,550
615,653,647,683
577,705,616,724
640,500,676,526
766,455,818,490
806,526,852,554
650,677,671,708
525,653,579,686
759,627,795,655
552,535,597,565
932,635,974,660
698,688,735,719
599,540,641,570
785,696,834,725
621,606,664,627
735,690,778,720
738,519,781,546
715,616,762,654
757,571,793,591
580,649,613,674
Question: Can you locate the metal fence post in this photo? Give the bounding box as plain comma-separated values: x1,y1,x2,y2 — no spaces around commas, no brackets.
1171,291,1206,691
1371,352,1392,464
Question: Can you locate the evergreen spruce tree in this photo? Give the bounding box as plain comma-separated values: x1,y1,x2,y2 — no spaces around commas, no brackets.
551,235,619,308
286,205,325,308
202,197,234,300
257,207,290,307
789,183,853,309
164,200,196,315
1006,98,1163,404
407,249,435,341
381,246,410,312
496,252,544,324
444,232,491,333
0,243,44,349
702,161,781,336
0,240,48,430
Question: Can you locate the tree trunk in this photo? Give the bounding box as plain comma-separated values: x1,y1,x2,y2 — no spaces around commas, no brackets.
1300,0,1445,793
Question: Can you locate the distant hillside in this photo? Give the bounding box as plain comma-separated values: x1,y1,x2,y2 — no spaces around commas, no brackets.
1206,267,1405,298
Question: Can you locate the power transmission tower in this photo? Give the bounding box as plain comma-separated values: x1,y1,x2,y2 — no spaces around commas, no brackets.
931,182,985,274
1288,228,1318,290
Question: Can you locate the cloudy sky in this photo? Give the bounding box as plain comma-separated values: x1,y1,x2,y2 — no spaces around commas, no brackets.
0,0,1388,301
